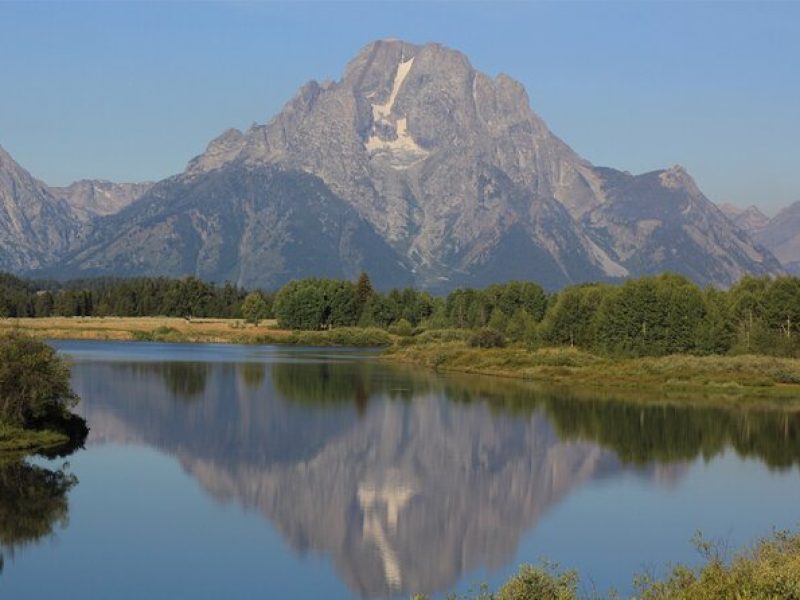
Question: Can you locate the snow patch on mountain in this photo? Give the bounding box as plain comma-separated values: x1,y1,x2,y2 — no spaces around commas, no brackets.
365,57,428,169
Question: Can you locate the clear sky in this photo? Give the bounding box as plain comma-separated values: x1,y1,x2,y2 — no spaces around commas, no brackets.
0,1,798,212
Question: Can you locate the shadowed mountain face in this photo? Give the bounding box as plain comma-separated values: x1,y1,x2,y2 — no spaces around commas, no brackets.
3,39,780,289
66,353,800,598
721,201,800,275
582,167,783,284
55,164,413,289
720,203,770,235
0,146,86,271
0,146,150,272
755,202,800,275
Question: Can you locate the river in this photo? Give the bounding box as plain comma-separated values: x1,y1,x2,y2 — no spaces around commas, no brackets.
1,340,799,599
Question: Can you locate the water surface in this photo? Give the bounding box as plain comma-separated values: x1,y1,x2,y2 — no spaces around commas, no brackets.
1,341,799,599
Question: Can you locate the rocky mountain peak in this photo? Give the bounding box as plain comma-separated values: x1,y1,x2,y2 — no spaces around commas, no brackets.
658,164,701,197
719,203,770,234
48,179,153,219
0,144,85,271
752,201,800,274
186,127,246,175
3,40,786,289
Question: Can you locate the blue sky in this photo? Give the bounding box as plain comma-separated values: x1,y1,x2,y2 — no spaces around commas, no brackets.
0,1,798,212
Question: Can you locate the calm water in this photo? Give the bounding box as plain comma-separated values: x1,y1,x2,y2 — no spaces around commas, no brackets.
2,341,800,599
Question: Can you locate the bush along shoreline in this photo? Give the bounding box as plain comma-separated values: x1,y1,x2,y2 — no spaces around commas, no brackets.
0,333,88,454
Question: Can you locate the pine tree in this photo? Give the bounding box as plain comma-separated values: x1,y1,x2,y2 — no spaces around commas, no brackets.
355,272,374,315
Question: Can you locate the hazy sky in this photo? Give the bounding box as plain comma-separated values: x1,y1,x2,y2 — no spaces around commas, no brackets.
1,1,798,211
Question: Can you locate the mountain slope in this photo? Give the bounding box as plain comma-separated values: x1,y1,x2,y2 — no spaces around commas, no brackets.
719,203,770,235
0,145,86,271
49,179,152,220
181,39,779,288
753,201,800,274
185,40,630,289
56,163,413,289
583,167,783,285
7,39,787,289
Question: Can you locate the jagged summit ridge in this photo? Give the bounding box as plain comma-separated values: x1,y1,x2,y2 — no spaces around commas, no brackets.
176,39,779,288
1,40,786,288
181,39,630,288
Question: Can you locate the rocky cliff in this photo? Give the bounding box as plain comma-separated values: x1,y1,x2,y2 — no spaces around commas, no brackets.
3,40,786,289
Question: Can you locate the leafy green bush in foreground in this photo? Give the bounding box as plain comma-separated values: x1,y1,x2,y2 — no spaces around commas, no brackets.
413,530,800,600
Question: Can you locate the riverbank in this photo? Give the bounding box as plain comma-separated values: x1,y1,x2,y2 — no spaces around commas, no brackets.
385,341,800,400
4,318,800,400
0,316,392,346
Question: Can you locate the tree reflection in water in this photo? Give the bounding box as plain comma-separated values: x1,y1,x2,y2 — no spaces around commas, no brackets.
0,458,78,573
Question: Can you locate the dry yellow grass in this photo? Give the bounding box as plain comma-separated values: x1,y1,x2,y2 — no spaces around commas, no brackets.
0,316,288,343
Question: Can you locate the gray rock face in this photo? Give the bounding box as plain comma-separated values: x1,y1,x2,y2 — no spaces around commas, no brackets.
3,40,787,288
55,163,413,289
180,39,779,289
582,167,783,285
49,179,152,220
752,201,800,274
719,203,770,235
0,145,85,271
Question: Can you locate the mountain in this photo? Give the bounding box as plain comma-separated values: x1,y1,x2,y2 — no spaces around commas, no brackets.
48,179,152,220
169,39,782,289
720,201,800,274
719,203,770,235
581,167,782,284
56,163,413,289
9,40,787,289
752,202,800,274
0,145,86,271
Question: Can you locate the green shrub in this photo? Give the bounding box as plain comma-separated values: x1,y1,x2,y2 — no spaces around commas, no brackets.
469,328,506,349
154,326,177,335
287,327,392,347
0,333,78,428
390,318,414,337
496,563,578,600
414,531,800,600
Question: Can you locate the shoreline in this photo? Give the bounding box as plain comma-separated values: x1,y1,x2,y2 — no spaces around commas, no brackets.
0,316,391,346
4,317,800,403
384,342,800,403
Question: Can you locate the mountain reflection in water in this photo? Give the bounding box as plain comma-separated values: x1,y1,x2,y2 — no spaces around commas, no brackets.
63,350,800,598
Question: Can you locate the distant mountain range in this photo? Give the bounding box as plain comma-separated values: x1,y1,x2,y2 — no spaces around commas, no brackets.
720,202,800,274
0,39,792,290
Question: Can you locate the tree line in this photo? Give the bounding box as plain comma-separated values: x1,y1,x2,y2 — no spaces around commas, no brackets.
271,272,800,357
0,274,252,320
3,270,800,357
